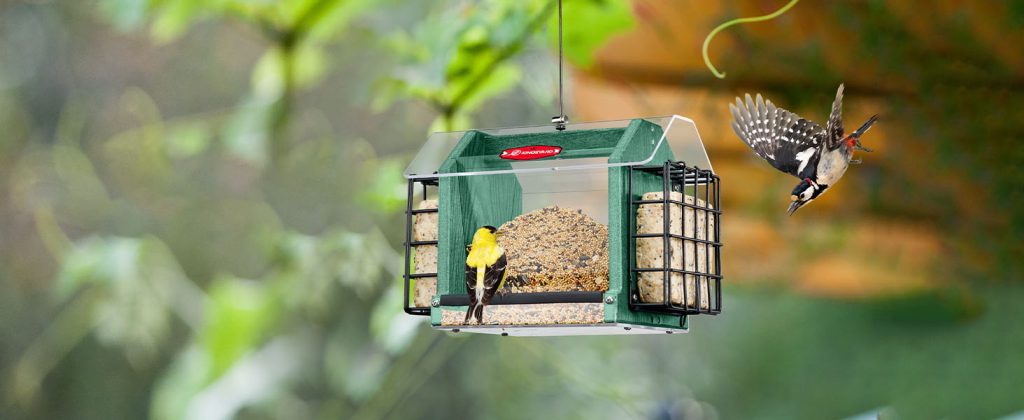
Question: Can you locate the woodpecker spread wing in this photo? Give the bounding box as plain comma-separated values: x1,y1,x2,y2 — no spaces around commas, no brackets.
730,93,825,179
825,84,845,149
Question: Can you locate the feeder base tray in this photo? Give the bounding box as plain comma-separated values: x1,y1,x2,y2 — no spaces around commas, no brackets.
433,323,687,337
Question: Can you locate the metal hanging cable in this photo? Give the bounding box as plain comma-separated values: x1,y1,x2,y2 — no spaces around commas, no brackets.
551,0,568,131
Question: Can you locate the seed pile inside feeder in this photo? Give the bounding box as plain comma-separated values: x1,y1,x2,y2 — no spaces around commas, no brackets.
496,206,609,293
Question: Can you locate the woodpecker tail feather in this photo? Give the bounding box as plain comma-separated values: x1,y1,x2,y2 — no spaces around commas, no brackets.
851,115,878,139
464,304,477,324
851,115,878,152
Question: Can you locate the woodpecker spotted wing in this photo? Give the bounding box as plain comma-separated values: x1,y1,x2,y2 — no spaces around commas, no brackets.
729,84,878,215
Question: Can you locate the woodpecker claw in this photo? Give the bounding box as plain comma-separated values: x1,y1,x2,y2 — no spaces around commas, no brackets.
853,138,873,152
850,158,862,165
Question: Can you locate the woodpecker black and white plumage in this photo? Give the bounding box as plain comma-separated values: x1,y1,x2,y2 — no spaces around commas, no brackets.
729,84,878,215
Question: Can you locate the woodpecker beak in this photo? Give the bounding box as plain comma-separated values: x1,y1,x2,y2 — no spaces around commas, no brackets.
787,200,804,216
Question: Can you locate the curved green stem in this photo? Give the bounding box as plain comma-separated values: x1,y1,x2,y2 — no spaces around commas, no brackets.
702,0,800,79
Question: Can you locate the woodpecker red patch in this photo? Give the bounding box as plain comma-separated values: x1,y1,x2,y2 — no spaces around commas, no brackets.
499,145,562,160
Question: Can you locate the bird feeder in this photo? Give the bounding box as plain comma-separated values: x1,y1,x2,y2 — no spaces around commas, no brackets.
403,116,722,336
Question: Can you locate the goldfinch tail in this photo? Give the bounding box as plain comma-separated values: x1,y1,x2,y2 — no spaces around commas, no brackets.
474,304,484,323
463,303,485,324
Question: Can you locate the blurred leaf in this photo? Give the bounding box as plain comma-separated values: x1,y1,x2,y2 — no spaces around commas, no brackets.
274,232,332,315
453,63,521,113
377,1,547,121
302,0,378,42
201,276,280,377
151,345,211,420
357,158,407,213
151,0,204,42
252,45,328,99
325,328,389,402
97,0,152,31
321,229,390,299
369,281,422,355
428,112,471,133
103,88,172,193
222,95,272,167
186,334,311,420
545,0,635,68
165,121,212,158
56,236,189,366
51,143,114,223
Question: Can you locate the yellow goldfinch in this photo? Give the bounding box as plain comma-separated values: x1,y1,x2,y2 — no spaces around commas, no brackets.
464,226,508,324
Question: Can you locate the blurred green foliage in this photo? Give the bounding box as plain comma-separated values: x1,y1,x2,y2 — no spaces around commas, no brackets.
374,0,632,132
0,1,629,418
0,1,1022,419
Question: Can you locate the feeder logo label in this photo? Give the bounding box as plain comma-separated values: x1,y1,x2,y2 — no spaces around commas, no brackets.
499,145,562,160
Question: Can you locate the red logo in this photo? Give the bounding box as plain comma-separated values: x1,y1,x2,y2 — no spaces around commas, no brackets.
499,145,562,161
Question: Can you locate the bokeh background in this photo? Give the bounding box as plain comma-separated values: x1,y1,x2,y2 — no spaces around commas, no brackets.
2,0,1023,418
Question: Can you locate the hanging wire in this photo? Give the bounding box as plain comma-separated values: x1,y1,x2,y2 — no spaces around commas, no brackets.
551,0,568,130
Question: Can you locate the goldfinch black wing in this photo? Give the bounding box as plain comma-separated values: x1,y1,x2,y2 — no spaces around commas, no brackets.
482,253,508,298
465,262,484,323
729,93,824,180
465,263,482,291
465,263,478,300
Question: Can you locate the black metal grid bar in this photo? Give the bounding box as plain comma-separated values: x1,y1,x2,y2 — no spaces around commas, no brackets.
627,161,723,316
404,177,439,316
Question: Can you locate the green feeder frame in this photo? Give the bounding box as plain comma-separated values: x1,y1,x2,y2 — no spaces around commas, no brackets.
404,116,721,336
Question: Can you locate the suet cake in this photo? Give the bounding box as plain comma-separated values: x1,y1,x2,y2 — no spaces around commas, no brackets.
635,191,714,309
412,199,438,308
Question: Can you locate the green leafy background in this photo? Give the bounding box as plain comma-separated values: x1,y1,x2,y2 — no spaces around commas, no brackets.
0,1,1021,419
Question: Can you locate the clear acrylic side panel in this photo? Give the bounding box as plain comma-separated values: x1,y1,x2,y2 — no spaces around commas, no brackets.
447,168,611,295
510,159,609,224
662,116,713,173
404,115,712,179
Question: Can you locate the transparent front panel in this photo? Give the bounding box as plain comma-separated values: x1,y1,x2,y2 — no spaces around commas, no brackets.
512,160,609,224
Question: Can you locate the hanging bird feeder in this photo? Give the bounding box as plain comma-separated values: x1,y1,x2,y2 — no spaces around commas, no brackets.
402,116,722,336
400,0,721,336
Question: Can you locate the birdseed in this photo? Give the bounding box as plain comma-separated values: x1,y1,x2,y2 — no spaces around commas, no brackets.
440,303,604,326
496,206,609,293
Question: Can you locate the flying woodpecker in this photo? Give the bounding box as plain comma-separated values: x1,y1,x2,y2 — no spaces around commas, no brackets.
729,84,878,215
